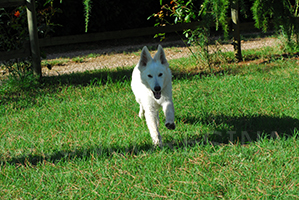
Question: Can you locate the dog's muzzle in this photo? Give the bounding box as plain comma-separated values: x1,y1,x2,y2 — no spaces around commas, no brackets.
153,86,161,99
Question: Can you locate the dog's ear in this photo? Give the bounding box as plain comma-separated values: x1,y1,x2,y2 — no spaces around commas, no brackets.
139,46,152,67
154,45,168,66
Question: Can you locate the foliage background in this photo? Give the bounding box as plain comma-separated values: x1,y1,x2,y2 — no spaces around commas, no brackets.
50,0,161,36
2,0,298,38
1,0,162,42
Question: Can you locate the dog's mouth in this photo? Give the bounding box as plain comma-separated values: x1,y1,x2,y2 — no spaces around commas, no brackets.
152,90,161,99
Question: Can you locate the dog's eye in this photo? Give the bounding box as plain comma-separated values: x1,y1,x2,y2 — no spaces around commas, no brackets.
158,73,163,77
148,74,153,78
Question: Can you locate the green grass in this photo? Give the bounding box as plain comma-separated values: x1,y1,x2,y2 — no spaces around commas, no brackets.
1,45,299,199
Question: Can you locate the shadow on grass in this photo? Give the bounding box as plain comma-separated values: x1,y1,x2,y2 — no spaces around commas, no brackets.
178,114,299,145
42,67,133,86
0,67,134,109
1,142,157,167
2,113,298,167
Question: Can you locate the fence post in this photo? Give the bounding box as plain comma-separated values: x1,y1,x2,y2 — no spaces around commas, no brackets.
231,0,242,62
26,0,41,77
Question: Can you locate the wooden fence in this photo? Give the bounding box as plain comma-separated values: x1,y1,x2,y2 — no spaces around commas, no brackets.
38,22,204,47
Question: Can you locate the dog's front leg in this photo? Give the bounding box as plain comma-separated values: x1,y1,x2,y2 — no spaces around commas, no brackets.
138,104,145,119
144,110,162,146
162,101,175,130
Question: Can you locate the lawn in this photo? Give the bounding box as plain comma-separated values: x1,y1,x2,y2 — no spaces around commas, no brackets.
0,43,299,199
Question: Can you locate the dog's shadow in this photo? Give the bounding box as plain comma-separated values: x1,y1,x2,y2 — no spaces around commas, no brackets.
175,114,299,145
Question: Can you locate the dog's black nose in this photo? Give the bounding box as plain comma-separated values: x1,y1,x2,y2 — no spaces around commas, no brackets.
154,86,161,91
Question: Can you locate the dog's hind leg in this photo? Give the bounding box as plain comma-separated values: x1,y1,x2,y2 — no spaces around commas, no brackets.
162,101,175,130
156,111,160,127
145,110,162,146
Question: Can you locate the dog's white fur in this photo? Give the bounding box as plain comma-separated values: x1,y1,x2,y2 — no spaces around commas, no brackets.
131,45,175,146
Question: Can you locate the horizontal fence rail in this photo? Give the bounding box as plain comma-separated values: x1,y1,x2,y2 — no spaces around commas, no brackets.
38,22,203,47
1,20,259,62
0,0,25,7
37,21,259,48
0,43,31,61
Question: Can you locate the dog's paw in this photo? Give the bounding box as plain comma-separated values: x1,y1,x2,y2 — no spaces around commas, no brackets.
152,138,162,147
165,123,175,130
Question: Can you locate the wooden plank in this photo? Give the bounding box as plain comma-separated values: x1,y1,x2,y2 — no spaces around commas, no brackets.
0,0,25,7
0,42,30,61
231,0,242,62
38,21,260,48
0,49,30,61
239,22,258,31
26,0,41,77
39,22,203,47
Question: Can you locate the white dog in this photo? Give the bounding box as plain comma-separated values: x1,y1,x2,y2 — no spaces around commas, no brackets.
131,45,175,146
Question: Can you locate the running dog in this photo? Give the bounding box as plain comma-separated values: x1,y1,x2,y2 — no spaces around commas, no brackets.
131,45,175,146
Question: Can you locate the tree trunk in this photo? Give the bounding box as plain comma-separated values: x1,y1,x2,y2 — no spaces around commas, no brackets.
231,0,242,62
